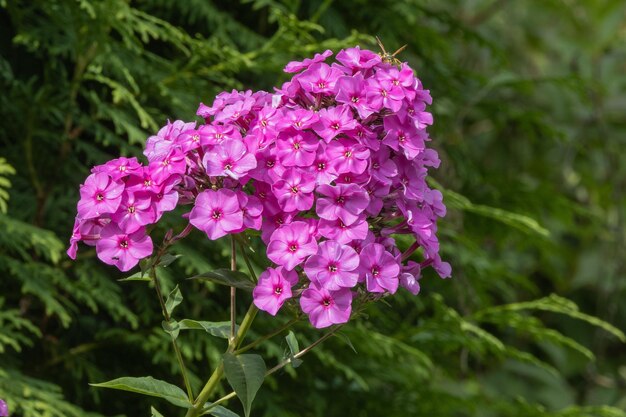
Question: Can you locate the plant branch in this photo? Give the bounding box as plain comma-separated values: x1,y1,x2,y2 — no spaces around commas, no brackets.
230,236,237,343
150,266,194,400
203,325,344,415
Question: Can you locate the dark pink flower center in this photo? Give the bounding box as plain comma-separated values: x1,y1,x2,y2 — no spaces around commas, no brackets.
351,96,359,103
119,239,129,249
380,89,388,97
288,243,298,253
331,122,340,130
317,162,326,171
266,160,275,168
317,81,326,89
344,150,352,158
223,160,233,170
212,209,222,220
371,266,380,277
321,297,333,308
192,134,200,141
96,193,104,201
290,186,299,194
162,159,170,166
328,263,338,273
128,205,136,214
335,196,345,205
274,286,283,295
293,142,301,150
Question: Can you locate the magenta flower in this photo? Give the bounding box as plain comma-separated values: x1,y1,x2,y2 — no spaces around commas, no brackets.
96,224,153,272
316,183,369,225
284,49,333,73
272,168,316,213
335,46,381,71
234,192,263,232
359,243,400,294
300,283,352,328
267,221,318,270
313,105,358,142
366,77,404,112
383,116,426,159
318,216,369,245
326,138,370,174
204,139,257,180
253,267,298,316
297,63,343,94
310,144,338,185
335,73,373,119
400,261,421,295
111,191,156,233
148,148,187,184
77,173,124,219
276,109,319,131
92,156,142,181
250,147,285,183
0,399,7,417
276,130,319,167
305,240,360,290
189,189,243,240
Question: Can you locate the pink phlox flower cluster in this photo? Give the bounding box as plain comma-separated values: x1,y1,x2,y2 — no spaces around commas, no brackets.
68,47,450,328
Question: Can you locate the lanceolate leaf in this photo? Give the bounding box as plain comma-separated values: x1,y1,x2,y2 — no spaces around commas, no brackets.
222,353,266,417
189,269,255,290
90,376,191,408
178,319,235,339
201,404,241,417
165,285,183,316
285,331,302,368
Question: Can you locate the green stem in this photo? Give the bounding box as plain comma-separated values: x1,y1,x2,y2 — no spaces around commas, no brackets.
230,236,237,343
185,235,262,416
151,267,194,401
203,325,343,414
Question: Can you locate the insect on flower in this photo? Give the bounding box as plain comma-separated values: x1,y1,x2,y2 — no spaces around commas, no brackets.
376,36,407,65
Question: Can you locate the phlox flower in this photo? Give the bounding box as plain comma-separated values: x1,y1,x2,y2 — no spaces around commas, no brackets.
276,130,319,167
267,221,318,270
77,173,124,219
313,105,358,142
304,240,360,290
300,282,352,328
253,267,298,316
334,73,373,119
272,168,316,212
111,191,156,233
96,224,153,272
316,183,369,225
284,49,333,73
326,138,370,174
318,216,369,245
359,243,400,294
366,76,404,112
204,139,257,180
189,189,243,240
297,63,343,95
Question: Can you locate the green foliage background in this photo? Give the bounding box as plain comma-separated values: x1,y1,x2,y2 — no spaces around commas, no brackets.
1,0,625,416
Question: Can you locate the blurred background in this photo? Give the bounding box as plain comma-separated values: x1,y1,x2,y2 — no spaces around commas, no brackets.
1,0,625,416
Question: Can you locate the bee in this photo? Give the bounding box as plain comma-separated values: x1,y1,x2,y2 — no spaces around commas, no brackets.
376,36,407,66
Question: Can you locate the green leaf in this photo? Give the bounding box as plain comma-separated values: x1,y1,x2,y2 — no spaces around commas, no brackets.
427,178,550,238
90,376,190,408
334,331,358,354
158,253,182,268
151,406,166,417
189,269,255,290
222,353,266,417
285,331,302,368
201,404,241,417
117,271,151,282
165,285,183,316
162,319,180,340
178,319,234,339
